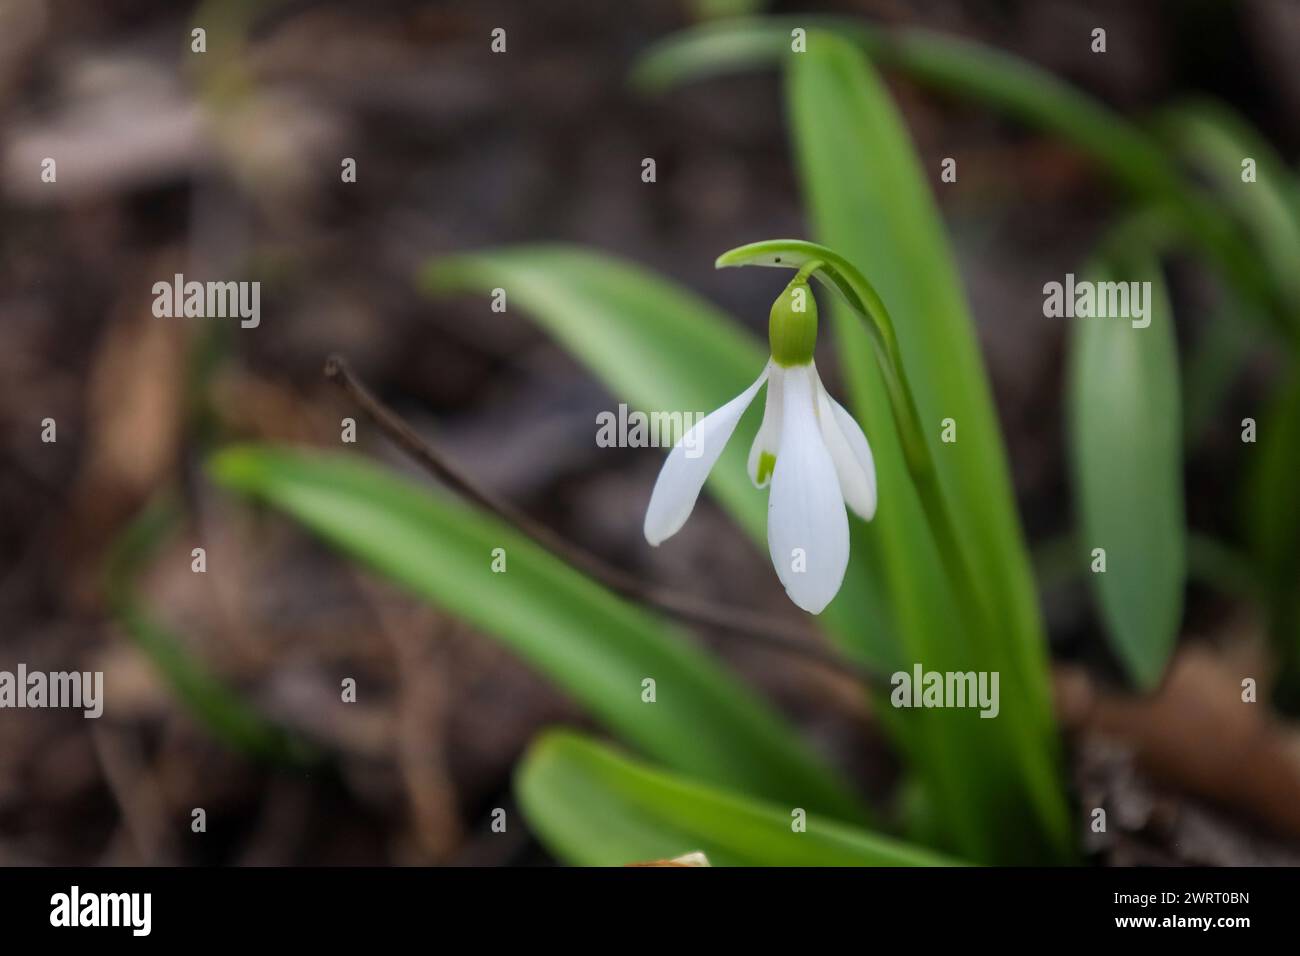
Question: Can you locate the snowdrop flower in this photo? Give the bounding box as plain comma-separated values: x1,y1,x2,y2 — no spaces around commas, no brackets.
644,277,877,614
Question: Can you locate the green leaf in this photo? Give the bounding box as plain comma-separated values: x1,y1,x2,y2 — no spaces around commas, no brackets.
635,18,1170,196
631,16,790,90
1181,304,1257,445
426,246,765,535
633,18,1277,331
1246,374,1300,711
423,43,1076,860
688,0,768,21
517,729,958,866
1156,99,1300,337
420,245,891,670
209,445,868,821
784,34,1071,864
107,496,320,767
1069,248,1185,689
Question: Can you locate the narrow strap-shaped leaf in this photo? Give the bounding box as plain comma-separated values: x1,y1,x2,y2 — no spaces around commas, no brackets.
421,245,892,670
1069,244,1185,688
633,18,1277,332
106,496,320,766
517,730,959,866
1156,99,1300,336
209,445,869,821
1245,375,1300,711
784,35,1072,863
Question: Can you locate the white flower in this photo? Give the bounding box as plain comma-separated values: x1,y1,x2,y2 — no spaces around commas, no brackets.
643,279,876,614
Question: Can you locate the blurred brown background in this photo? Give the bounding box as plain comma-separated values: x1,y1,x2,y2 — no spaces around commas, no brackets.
2,0,1299,865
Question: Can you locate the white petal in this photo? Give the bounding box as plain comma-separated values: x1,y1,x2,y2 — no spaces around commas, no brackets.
767,365,849,614
815,373,878,521
643,365,769,546
747,365,784,488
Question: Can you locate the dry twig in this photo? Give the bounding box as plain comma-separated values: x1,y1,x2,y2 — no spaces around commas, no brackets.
324,354,884,688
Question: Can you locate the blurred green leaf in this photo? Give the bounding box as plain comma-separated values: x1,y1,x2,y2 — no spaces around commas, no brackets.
426,247,765,533
421,245,890,670
517,729,957,866
784,34,1071,864
1037,530,1254,605
1246,374,1300,711
107,496,319,767
689,0,767,21
631,17,788,91
424,40,1076,860
1153,104,1300,705
209,445,867,821
1157,99,1300,336
1181,305,1257,445
633,18,1277,331
1069,247,1185,689
636,19,1167,191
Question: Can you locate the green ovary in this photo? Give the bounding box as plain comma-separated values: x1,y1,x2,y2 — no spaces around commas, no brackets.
768,279,818,367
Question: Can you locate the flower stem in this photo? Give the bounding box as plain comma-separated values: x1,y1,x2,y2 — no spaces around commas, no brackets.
718,240,988,620
792,258,825,284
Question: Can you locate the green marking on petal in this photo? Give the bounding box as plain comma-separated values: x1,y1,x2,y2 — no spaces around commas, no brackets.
757,451,776,485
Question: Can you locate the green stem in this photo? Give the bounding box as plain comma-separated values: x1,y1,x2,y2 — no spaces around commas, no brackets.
718,239,1072,853
718,240,991,617
792,258,825,284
